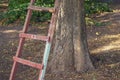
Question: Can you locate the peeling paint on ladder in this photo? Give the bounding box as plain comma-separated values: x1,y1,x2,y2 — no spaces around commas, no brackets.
39,42,51,80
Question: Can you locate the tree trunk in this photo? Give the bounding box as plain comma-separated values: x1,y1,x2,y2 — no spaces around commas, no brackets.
49,0,94,73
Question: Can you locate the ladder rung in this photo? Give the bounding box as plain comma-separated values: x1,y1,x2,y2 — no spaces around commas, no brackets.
13,57,43,69
28,5,55,13
19,33,49,41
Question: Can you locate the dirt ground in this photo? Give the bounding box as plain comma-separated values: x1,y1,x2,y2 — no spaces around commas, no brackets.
0,2,120,80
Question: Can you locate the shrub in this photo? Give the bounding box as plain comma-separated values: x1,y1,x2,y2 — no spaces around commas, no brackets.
85,0,112,16
1,0,112,24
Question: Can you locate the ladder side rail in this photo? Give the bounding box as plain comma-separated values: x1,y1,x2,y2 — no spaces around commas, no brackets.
23,0,35,32
48,0,60,42
15,0,35,57
9,0,35,80
39,0,60,80
39,42,51,80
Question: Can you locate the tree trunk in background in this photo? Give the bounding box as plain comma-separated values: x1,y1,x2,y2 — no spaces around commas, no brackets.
49,0,94,73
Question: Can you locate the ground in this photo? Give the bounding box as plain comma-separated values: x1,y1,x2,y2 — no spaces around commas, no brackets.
0,1,120,80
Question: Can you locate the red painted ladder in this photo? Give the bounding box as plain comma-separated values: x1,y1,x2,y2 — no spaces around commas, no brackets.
9,0,59,80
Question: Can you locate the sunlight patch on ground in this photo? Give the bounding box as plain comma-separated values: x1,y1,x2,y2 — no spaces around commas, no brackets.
91,34,120,53
2,30,18,33
96,12,109,18
113,9,120,12
103,34,120,38
0,4,8,7
107,62,120,68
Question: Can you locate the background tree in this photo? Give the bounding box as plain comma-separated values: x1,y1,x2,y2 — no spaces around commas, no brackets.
49,0,94,73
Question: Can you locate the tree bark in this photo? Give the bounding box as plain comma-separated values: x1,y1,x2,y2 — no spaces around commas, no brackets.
49,0,94,73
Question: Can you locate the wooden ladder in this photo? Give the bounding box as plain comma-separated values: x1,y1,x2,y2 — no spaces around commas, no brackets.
9,0,59,80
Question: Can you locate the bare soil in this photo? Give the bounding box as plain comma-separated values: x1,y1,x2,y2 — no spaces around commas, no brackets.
0,3,120,80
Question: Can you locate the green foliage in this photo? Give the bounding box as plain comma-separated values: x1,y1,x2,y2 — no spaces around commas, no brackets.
2,0,54,24
1,0,112,24
85,0,112,16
